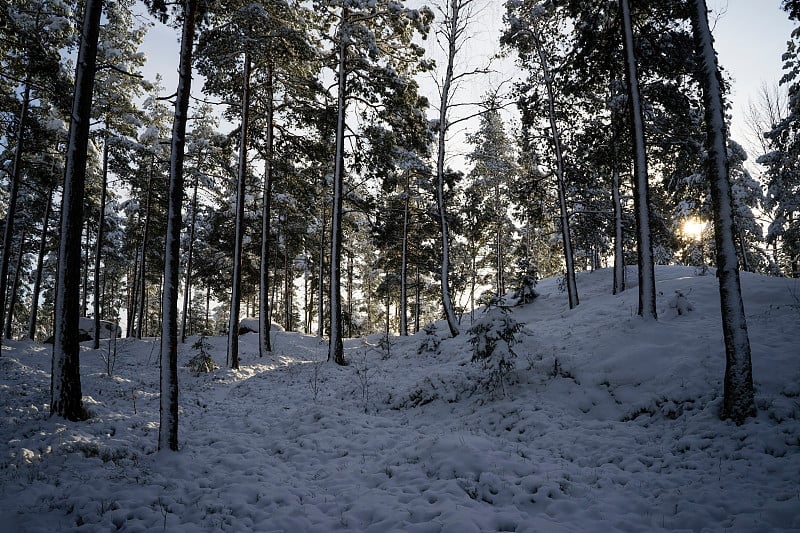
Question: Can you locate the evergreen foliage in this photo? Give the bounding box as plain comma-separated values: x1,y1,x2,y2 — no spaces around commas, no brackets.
468,297,523,395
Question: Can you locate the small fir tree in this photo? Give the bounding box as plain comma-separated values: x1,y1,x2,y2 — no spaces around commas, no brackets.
468,297,523,394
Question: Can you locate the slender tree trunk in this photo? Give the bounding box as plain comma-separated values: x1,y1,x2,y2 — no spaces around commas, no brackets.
620,0,657,319
159,0,199,452
0,78,30,348
317,197,325,338
205,286,210,332
227,51,251,371
612,163,626,294
415,266,421,333
28,187,53,341
399,170,410,336
82,221,90,317
690,0,755,423
531,21,579,309
136,166,154,339
347,251,353,337
329,11,347,365
284,228,291,331
93,131,110,349
127,240,140,338
5,226,26,339
180,172,199,343
436,0,460,337
385,271,390,337
259,64,275,356
737,226,751,272
51,0,102,421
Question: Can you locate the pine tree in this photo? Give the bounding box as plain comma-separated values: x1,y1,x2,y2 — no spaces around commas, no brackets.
324,0,432,364
0,0,75,346
465,102,518,298
143,0,206,452
90,0,147,348
689,0,756,423
760,1,800,277
51,0,103,422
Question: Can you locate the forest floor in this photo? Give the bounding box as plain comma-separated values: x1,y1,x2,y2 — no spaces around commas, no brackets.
1,265,799,532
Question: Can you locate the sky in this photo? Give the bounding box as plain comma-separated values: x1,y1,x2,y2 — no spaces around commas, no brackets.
137,1,798,162
708,0,796,144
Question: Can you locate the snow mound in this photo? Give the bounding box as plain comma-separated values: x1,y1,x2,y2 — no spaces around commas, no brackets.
1,266,798,531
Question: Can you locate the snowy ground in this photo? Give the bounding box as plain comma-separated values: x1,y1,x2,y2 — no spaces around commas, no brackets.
1,266,799,532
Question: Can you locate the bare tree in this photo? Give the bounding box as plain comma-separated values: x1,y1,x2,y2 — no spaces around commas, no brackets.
528,18,579,308
742,83,788,159
432,0,495,336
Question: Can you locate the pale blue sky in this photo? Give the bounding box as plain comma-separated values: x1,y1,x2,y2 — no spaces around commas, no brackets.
710,0,796,143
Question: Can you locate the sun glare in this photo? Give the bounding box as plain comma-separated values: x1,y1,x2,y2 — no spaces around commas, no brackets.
682,217,707,241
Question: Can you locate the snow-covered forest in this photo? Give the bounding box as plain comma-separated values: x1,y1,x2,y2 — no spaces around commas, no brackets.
1,0,800,530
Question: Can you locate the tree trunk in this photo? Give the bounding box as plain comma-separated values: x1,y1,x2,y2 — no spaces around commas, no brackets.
435,0,460,337
531,21,579,309
347,251,353,337
227,51,251,371
612,164,626,294
620,0,657,319
82,221,90,317
690,0,755,423
127,235,140,338
4,226,26,339
737,226,751,273
136,163,154,339
284,226,291,331
259,63,275,356
93,131,110,349
159,0,199,452
51,0,102,421
317,198,325,338
28,187,53,341
399,170,410,336
329,10,347,365
0,79,30,348
415,266,421,333
180,171,199,343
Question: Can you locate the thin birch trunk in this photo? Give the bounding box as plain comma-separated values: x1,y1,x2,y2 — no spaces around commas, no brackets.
436,0,460,337
531,21,579,309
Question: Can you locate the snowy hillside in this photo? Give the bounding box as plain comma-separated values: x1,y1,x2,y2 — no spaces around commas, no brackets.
1,266,799,531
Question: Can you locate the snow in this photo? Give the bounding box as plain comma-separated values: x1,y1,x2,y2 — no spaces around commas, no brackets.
1,266,799,531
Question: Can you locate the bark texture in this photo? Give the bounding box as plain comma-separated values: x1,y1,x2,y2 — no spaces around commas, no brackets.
51,0,103,421
690,0,755,423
